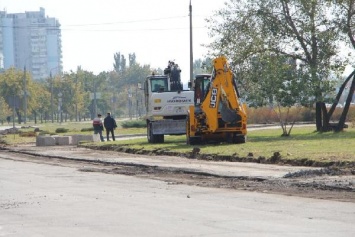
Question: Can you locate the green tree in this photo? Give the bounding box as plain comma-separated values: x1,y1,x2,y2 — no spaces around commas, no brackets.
113,52,127,73
129,53,137,67
193,58,211,77
0,67,37,123
206,0,352,131
333,0,355,49
0,96,12,124
326,0,355,132
62,71,86,121
260,55,307,135
120,54,127,72
31,82,51,123
76,69,97,119
207,0,343,99
113,52,121,72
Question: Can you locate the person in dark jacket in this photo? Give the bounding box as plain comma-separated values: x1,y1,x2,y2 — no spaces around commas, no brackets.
104,112,117,141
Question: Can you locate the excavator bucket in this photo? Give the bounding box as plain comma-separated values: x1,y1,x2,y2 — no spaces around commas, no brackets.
220,100,239,123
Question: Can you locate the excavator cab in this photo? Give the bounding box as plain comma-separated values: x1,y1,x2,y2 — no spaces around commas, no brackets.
193,74,211,105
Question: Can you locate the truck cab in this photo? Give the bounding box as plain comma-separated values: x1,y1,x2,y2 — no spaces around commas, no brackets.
144,62,194,143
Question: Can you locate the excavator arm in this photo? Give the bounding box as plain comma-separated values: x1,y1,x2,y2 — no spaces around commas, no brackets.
200,56,242,132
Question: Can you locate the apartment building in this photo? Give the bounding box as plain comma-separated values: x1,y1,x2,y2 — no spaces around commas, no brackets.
0,7,62,80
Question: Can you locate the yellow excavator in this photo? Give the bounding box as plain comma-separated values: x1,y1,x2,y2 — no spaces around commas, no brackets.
186,56,247,144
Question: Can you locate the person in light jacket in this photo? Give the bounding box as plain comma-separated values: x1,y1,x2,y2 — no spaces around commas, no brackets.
92,114,104,142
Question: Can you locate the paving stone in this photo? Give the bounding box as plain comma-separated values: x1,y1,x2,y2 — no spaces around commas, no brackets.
36,136,56,146
54,136,72,145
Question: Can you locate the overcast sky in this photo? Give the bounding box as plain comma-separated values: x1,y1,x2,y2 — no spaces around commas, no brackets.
1,0,219,83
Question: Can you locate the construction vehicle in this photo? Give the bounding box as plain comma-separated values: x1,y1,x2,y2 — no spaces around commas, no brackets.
186,56,247,144
144,61,194,143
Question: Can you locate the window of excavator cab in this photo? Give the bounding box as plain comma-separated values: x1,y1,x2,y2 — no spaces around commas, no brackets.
202,78,210,92
195,77,211,104
151,78,168,92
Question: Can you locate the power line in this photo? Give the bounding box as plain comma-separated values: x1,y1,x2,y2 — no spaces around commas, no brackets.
64,15,188,27
1,14,209,30
59,26,206,32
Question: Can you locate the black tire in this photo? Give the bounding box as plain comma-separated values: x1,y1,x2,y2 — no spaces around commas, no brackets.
232,134,246,144
189,136,201,145
147,122,164,143
147,122,153,143
186,116,191,145
155,134,164,143
186,116,201,145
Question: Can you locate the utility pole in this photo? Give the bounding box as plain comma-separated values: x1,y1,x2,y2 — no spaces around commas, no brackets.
58,92,63,124
50,72,54,123
12,93,15,129
136,85,138,119
75,75,78,121
23,66,27,124
92,78,97,118
189,0,194,86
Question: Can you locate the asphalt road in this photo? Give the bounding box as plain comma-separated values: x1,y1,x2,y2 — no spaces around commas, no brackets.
1,154,354,237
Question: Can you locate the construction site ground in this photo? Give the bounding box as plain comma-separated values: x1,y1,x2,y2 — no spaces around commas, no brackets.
1,143,354,203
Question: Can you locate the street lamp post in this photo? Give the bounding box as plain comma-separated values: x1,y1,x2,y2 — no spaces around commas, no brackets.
137,83,142,118
23,66,28,124
128,88,132,120
12,93,15,129
58,92,63,124
75,75,78,121
22,55,32,124
49,67,61,123
50,72,54,123
94,82,97,118
189,0,194,86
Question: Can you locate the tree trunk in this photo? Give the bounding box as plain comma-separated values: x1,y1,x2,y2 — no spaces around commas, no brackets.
329,70,355,118
315,102,322,131
336,75,355,132
319,102,330,131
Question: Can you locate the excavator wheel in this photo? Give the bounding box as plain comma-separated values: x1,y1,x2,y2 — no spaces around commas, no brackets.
232,134,246,144
186,115,201,145
187,136,201,145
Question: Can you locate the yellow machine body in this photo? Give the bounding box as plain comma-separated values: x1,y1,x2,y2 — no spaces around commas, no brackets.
186,56,247,144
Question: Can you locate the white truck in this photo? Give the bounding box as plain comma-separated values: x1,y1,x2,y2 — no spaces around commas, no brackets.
143,61,194,143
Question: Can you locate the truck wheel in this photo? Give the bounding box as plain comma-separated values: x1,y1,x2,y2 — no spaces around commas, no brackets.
147,122,154,143
155,134,164,143
147,123,164,143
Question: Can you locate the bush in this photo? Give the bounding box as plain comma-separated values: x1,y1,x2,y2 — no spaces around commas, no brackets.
247,107,278,124
246,106,355,125
247,106,316,124
19,131,37,137
121,120,146,128
81,127,94,132
38,130,56,136
55,128,69,133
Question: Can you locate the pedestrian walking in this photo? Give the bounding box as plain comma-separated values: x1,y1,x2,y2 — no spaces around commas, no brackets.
92,113,104,142
104,112,117,141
